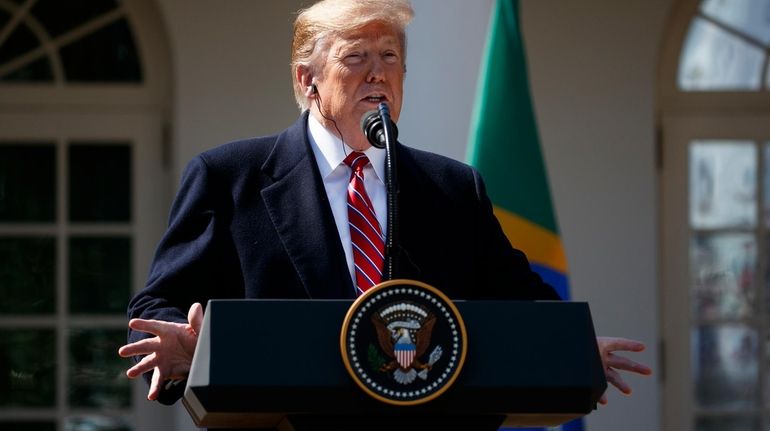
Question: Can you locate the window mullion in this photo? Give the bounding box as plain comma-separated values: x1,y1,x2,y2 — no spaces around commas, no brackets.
56,138,67,429
757,140,767,429
697,12,768,51
0,0,36,48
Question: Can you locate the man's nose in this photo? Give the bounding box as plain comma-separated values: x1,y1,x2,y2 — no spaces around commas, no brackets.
366,57,386,83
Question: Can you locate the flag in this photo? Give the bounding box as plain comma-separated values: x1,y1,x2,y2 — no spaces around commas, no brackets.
467,1,582,430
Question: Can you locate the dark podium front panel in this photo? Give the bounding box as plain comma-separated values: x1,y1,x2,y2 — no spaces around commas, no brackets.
183,300,606,429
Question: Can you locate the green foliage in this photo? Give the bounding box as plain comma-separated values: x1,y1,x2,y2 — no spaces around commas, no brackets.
367,343,386,372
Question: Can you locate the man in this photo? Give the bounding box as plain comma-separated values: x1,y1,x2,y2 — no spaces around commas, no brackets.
119,0,649,407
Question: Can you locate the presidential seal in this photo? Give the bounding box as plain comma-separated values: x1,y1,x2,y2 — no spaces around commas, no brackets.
340,279,468,406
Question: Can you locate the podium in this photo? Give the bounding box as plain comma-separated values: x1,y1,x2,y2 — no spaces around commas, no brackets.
183,299,606,430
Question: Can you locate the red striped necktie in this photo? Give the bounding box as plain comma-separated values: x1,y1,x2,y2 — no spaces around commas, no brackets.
343,151,385,295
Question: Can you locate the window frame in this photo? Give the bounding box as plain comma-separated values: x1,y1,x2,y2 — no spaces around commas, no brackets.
660,2,770,430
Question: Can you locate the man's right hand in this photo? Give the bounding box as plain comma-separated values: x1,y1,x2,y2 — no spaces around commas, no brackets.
118,302,204,400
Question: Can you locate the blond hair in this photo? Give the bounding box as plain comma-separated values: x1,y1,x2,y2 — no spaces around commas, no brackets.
291,0,414,111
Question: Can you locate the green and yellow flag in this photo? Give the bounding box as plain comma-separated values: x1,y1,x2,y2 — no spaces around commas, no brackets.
467,2,580,429
468,0,570,300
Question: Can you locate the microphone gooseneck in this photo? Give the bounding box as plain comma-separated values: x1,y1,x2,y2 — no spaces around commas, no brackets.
360,103,399,281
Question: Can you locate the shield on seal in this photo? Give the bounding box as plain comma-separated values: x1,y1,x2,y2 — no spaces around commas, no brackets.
394,342,416,369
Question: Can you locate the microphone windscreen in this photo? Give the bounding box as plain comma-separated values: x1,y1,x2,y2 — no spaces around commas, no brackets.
360,110,379,132
360,110,386,149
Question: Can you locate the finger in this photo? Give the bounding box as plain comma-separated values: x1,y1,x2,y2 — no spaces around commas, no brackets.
605,353,653,375
188,302,204,335
606,367,632,395
598,336,646,353
599,393,608,405
118,337,161,358
148,367,163,401
126,352,157,379
128,318,178,337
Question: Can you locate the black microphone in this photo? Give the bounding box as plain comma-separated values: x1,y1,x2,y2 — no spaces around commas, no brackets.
360,109,398,149
360,103,399,282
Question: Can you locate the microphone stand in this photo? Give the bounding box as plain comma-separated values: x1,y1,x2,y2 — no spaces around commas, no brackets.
378,102,399,281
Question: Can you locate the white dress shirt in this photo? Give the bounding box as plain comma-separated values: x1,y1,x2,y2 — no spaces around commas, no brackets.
306,114,387,285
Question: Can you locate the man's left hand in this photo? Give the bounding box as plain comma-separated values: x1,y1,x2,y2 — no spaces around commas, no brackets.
596,336,653,405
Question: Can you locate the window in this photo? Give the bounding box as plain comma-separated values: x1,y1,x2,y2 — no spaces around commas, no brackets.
661,1,770,430
0,139,135,431
0,1,170,430
678,0,770,91
0,0,142,83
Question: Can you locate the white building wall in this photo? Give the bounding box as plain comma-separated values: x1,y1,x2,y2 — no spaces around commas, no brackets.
156,0,307,181
154,1,668,430
520,1,670,430
403,2,667,430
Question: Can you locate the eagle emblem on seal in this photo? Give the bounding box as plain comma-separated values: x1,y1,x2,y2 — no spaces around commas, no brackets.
371,302,444,384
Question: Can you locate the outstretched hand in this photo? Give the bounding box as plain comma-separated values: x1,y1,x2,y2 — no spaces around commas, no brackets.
118,303,204,400
597,336,653,405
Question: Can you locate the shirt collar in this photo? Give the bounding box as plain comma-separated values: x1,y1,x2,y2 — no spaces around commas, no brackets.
307,113,386,183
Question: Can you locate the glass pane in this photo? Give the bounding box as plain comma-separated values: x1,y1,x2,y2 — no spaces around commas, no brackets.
0,144,56,222
691,233,756,320
696,416,759,431
31,0,118,38
701,0,770,45
68,144,131,222
679,17,764,90
765,327,770,407
66,416,131,431
0,329,56,407
1,56,54,82
0,237,55,314
692,324,758,408
0,422,56,431
69,237,130,314
69,329,131,408
764,143,770,226
690,141,756,229
60,19,142,83
0,24,40,66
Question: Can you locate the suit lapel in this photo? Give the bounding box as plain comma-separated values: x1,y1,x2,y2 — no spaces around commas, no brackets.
260,113,354,299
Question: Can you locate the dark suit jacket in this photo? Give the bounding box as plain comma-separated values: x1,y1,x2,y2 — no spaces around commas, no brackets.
127,111,559,404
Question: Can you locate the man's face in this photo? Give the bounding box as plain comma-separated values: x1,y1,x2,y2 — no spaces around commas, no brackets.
312,21,405,150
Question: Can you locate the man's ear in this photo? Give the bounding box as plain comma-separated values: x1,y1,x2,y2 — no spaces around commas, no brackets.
296,65,315,98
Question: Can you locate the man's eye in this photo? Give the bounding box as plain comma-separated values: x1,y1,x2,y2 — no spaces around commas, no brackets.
345,53,363,64
383,52,399,64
